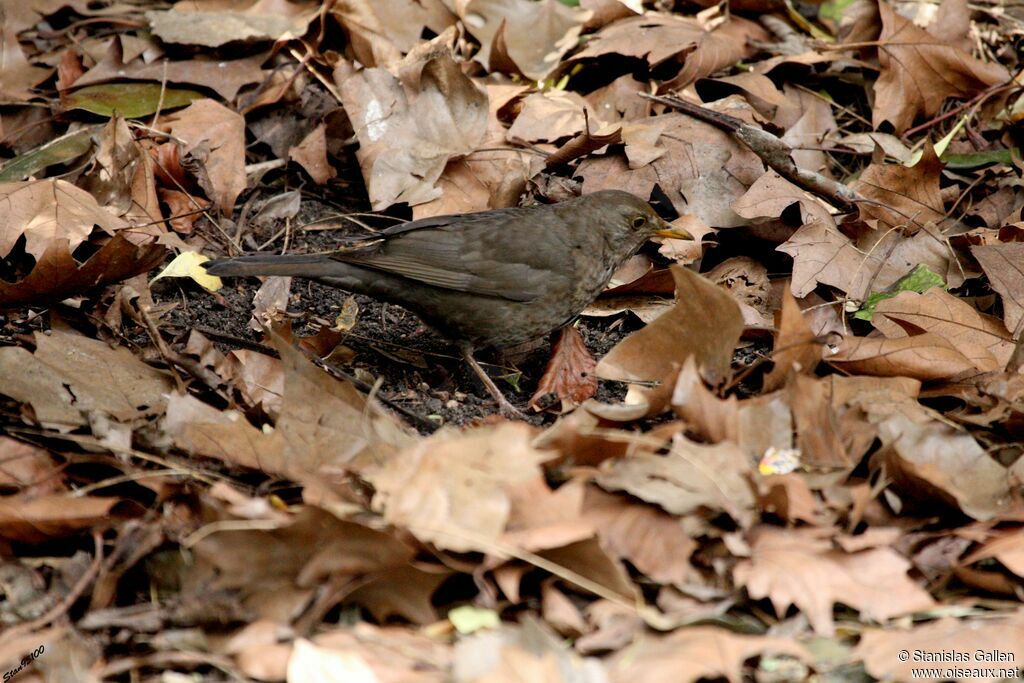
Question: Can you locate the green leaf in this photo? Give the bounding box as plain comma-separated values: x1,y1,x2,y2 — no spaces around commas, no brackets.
854,264,946,321
941,149,1015,169
0,127,96,181
499,370,522,392
820,0,858,24
62,83,206,118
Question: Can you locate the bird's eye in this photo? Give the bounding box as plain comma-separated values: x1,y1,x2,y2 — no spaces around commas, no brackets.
631,216,647,229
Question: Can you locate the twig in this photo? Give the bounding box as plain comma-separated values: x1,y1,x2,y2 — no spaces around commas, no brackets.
642,93,863,213
2,531,104,640
901,80,1016,140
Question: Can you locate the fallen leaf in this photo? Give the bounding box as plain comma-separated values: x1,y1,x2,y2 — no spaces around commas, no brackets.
335,37,488,209
367,422,553,553
161,98,248,213
789,374,853,470
0,326,173,431
777,217,962,300
670,357,739,443
607,625,808,683
507,90,602,143
529,325,597,411
872,289,1015,371
828,332,977,381
60,82,206,118
854,613,1024,682
329,0,456,68
972,242,1024,339
776,84,838,176
0,24,52,101
874,412,1014,521
151,250,222,292
844,0,1010,133
71,37,268,101
733,526,936,636
596,265,743,384
582,487,699,588
221,350,285,418
0,494,131,543
0,179,127,260
763,287,823,391
456,0,591,80
572,13,768,90
289,123,336,184
166,337,410,482
145,2,318,47
596,432,755,527
412,83,537,218
732,170,835,227
0,233,165,308
961,530,1024,579
287,639,377,683
577,102,766,228
851,145,946,231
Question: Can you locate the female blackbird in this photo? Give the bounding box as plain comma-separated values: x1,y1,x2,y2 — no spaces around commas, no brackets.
204,190,692,416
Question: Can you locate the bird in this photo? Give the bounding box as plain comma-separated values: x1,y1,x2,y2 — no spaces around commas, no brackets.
204,190,693,416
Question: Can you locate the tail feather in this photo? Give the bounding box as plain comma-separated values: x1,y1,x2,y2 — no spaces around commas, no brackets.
204,253,342,278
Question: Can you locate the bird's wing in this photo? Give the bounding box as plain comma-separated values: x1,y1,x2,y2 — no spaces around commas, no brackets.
331,208,566,302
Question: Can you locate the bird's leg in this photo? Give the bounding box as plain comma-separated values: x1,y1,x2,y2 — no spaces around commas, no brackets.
460,345,526,419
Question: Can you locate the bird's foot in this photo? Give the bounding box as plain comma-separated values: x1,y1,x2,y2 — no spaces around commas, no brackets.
495,396,527,420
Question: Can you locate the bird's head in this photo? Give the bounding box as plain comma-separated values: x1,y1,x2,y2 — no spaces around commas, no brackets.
584,190,694,252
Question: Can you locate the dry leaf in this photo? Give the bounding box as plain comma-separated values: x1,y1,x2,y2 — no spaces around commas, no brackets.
507,90,600,143
872,289,1015,371
160,99,248,213
596,432,755,527
851,145,946,232
145,2,318,48
367,422,552,552
289,123,336,184
734,526,936,636
572,13,768,90
529,325,597,411
854,613,1024,682
778,217,962,300
456,0,591,80
582,486,698,587
71,37,267,100
0,233,165,308
335,39,488,209
0,24,52,101
607,626,808,683
829,332,978,381
329,0,456,68
596,265,743,384
577,103,766,228
874,413,1014,521
0,326,173,431
843,0,1010,133
971,243,1024,339
0,179,127,260
763,287,823,391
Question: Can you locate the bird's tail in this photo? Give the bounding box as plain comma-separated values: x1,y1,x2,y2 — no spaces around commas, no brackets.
204,253,343,278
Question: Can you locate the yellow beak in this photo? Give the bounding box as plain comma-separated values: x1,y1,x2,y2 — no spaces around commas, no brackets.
653,217,694,241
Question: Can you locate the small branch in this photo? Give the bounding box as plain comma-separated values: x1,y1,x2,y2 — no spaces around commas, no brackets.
641,93,863,214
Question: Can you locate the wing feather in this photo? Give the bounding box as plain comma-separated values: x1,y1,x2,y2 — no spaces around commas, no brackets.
331,207,566,302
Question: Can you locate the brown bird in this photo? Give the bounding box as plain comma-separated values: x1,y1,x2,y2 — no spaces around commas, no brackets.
204,190,692,416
